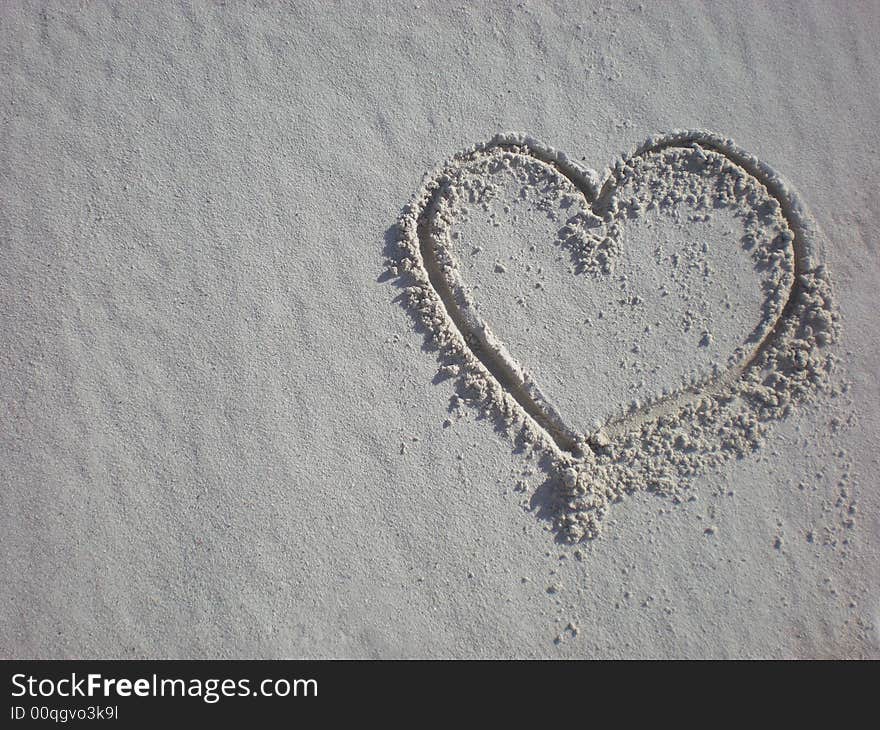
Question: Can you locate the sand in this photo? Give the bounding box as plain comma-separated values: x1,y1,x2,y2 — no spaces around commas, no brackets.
393,131,836,540
2,1,878,658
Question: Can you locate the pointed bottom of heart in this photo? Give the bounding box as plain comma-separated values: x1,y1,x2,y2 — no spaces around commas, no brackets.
388,131,838,541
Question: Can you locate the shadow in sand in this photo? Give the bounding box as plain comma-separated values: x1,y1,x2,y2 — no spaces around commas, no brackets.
381,220,570,538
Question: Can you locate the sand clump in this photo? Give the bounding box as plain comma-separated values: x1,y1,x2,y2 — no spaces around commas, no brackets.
388,131,838,541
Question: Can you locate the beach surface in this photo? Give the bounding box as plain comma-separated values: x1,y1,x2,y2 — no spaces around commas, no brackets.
2,0,878,658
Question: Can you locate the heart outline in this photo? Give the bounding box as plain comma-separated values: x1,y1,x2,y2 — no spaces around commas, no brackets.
391,131,837,539
402,131,820,460
394,131,831,466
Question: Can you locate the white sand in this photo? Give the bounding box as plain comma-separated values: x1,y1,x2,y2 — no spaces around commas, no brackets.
395,132,835,540
2,1,878,658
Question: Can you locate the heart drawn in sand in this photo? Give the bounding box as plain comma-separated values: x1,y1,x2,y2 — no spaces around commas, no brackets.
390,132,835,538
